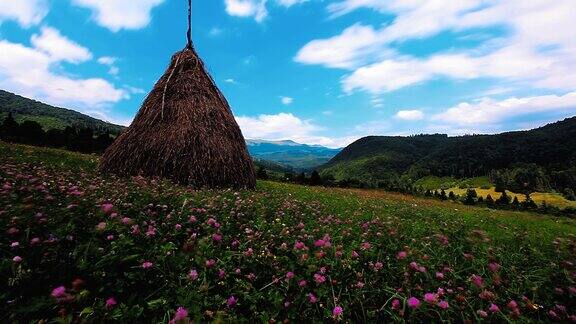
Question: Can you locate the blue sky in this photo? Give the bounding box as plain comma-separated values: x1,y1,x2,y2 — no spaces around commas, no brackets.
0,0,575,148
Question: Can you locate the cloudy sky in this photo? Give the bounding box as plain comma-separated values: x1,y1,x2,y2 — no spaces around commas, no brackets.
1,0,575,148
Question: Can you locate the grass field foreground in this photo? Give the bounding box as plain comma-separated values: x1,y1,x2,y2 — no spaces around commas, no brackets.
1,142,575,322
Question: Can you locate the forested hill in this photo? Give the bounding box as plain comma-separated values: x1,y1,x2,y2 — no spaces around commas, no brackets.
0,90,124,135
320,117,576,187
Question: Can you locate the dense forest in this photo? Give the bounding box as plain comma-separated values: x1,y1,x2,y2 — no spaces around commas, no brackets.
0,113,114,154
321,117,576,197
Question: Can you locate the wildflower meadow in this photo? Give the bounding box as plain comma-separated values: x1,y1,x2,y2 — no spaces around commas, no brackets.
1,142,575,322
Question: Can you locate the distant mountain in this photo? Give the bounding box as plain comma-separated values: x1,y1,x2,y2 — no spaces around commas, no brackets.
0,90,124,135
321,117,576,189
246,139,341,170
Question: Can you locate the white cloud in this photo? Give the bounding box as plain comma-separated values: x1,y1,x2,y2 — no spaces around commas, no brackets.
224,78,237,84
0,31,127,112
97,56,117,65
295,24,386,69
31,26,92,63
209,27,224,37
0,0,48,27
280,96,293,105
224,0,268,22
277,0,308,8
71,0,165,31
396,110,424,121
223,0,309,22
299,0,576,95
433,92,576,126
236,112,354,148
97,56,120,76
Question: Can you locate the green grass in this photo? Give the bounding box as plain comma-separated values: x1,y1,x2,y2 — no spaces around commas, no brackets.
1,142,575,322
0,112,69,130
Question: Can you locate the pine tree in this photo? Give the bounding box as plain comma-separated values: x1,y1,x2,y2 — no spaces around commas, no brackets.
440,189,448,200
512,196,520,209
309,170,322,186
256,166,268,180
464,189,477,205
485,194,495,207
496,191,512,206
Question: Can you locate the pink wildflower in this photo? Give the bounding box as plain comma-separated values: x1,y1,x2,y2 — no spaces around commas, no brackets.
212,233,222,242
489,303,500,313
438,300,449,309
314,239,326,248
102,203,113,215
96,222,106,231
189,269,198,280
407,297,421,309
51,286,67,298
477,310,488,318
436,272,445,280
298,280,307,287
227,295,238,307
424,293,438,304
105,297,117,309
286,271,294,280
142,261,153,269
205,259,216,268
488,262,501,272
308,293,317,303
314,273,326,284
13,255,22,263
333,305,343,317
391,299,401,310
374,262,383,270
397,251,407,259
471,274,484,288
171,307,188,323
294,241,306,250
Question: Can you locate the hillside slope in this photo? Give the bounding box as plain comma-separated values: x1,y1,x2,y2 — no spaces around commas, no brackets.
321,117,576,186
0,90,124,135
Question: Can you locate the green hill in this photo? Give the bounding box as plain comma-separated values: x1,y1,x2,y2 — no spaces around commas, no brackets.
321,117,576,191
0,90,124,135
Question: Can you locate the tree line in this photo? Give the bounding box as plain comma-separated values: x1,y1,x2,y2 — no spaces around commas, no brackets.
0,113,114,154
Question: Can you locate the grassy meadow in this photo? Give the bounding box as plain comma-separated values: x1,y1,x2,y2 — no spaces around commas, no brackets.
1,141,575,322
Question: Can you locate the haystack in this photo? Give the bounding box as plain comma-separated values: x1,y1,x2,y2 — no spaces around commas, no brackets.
99,1,255,189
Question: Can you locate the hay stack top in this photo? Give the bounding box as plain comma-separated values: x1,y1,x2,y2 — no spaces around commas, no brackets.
99,47,256,189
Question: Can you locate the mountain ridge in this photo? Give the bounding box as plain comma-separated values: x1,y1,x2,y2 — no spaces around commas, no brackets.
321,116,576,191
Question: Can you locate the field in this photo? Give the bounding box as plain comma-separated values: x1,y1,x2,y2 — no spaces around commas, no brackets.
447,187,576,210
415,176,576,210
1,141,575,322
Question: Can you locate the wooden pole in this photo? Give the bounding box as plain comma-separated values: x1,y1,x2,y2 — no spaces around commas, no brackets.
186,0,192,48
